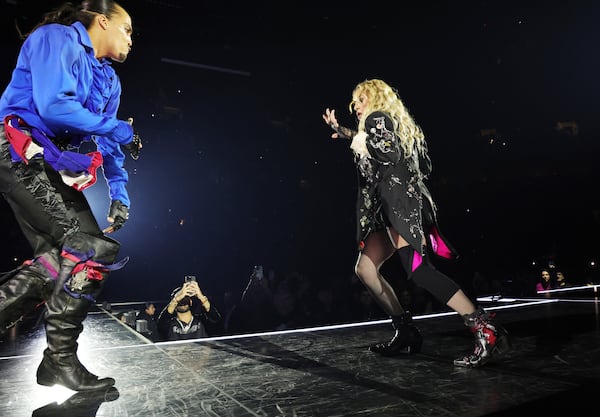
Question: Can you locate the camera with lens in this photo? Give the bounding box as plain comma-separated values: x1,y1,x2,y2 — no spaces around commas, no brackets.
184,275,197,283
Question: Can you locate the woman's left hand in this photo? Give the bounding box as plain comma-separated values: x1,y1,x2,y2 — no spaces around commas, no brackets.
322,108,340,139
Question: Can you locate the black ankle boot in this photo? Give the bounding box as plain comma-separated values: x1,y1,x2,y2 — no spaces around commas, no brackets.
36,349,116,391
454,307,511,368
369,311,423,356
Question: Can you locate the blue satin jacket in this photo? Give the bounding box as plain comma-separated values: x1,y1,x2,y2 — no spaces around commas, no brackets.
0,21,133,206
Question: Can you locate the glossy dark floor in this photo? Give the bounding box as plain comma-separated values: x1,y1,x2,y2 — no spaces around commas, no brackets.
1,287,599,416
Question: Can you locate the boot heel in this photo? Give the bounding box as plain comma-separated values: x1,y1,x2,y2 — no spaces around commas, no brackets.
494,329,512,355
36,363,56,387
372,312,423,356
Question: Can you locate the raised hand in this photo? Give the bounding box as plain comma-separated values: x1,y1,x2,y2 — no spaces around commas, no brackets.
322,108,341,139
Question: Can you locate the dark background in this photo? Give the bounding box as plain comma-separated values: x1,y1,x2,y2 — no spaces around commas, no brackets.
0,1,599,309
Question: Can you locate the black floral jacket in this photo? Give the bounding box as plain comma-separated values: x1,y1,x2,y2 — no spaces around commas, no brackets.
350,111,440,256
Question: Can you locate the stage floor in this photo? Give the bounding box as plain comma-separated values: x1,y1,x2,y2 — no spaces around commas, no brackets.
1,290,599,416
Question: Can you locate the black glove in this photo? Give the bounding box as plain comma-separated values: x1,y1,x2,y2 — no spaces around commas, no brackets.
122,132,142,160
105,200,129,233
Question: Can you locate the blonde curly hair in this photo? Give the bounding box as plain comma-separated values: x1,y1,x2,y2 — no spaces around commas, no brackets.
349,79,426,159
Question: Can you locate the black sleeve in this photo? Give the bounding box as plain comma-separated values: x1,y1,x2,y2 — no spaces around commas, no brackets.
332,125,357,140
364,111,401,164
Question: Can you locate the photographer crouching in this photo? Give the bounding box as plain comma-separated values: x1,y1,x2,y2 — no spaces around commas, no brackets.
157,276,222,340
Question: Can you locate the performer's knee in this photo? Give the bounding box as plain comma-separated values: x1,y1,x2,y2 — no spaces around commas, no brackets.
397,245,423,274
354,258,370,283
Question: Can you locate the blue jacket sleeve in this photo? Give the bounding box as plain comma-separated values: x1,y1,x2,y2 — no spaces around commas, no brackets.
95,70,131,207
97,138,130,207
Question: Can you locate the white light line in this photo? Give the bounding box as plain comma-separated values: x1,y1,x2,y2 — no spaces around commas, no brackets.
161,57,251,76
537,284,600,294
1,298,592,361
78,300,570,350
476,296,559,304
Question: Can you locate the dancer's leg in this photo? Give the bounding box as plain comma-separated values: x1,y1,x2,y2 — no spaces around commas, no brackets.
393,231,511,367
354,231,401,316
355,231,422,355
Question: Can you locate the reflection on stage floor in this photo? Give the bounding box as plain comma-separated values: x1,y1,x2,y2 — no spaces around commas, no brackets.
1,288,599,416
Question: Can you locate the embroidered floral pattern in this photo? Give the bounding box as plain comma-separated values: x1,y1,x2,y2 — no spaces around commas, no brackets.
357,155,374,182
351,111,433,253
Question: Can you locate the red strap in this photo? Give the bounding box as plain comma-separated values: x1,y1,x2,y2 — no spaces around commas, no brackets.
3,116,32,164
72,260,108,281
69,150,103,191
61,250,82,264
83,151,103,190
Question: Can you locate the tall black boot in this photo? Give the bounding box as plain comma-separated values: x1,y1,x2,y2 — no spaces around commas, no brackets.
0,249,60,334
454,307,511,368
36,233,127,391
369,311,423,356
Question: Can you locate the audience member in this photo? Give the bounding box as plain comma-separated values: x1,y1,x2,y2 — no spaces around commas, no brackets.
270,279,310,331
235,266,313,332
555,271,569,288
536,269,556,292
136,302,160,342
309,283,351,326
157,277,221,340
235,265,276,332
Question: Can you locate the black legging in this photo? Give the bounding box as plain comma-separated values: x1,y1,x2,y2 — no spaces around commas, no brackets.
397,245,460,305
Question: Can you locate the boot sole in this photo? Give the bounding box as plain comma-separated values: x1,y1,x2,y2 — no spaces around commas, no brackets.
37,373,116,391
37,362,116,391
453,331,512,368
37,376,56,387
